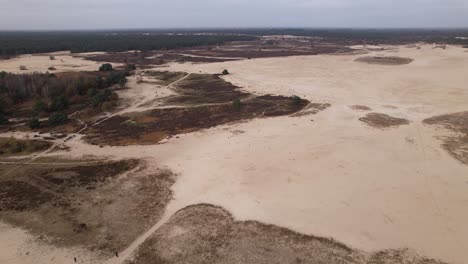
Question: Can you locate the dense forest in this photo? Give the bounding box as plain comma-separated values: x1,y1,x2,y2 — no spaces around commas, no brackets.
1,29,467,57
0,69,128,125
199,28,468,45
0,32,257,57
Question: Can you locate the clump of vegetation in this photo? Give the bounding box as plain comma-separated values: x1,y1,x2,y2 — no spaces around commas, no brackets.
121,119,147,128
48,95,69,112
19,65,27,71
126,64,136,71
0,71,126,121
48,112,68,126
48,66,56,71
232,98,242,111
49,56,55,60
0,99,8,125
33,100,48,113
0,137,51,156
27,117,40,129
222,69,230,75
90,89,114,107
292,95,302,106
99,63,113,72
0,33,256,56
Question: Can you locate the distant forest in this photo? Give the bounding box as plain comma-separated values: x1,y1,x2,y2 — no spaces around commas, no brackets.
0,32,257,56
1,29,467,57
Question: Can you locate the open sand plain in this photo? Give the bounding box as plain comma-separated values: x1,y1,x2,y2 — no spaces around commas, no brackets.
1,44,468,264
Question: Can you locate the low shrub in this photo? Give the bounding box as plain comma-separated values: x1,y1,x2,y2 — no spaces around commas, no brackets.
28,117,40,129
99,63,113,72
292,95,302,106
48,112,68,126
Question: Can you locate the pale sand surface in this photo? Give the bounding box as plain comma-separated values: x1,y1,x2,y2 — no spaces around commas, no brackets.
1,45,468,263
0,52,120,73
0,222,103,264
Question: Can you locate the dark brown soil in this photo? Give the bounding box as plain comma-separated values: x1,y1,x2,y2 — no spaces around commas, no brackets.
83,39,352,67
424,111,468,164
0,137,52,157
85,95,309,146
127,204,448,264
355,56,413,65
0,181,55,211
359,113,410,128
167,74,250,105
0,159,177,254
83,52,239,68
350,105,372,111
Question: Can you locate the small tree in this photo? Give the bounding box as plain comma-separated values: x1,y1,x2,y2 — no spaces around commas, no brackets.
99,63,113,72
28,117,40,129
49,95,69,112
232,98,241,111
119,78,127,89
48,112,68,126
0,114,7,125
76,77,86,95
222,69,230,75
33,100,48,113
292,95,302,106
0,99,7,125
126,64,136,71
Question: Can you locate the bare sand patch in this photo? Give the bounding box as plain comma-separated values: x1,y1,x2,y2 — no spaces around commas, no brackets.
0,53,120,74
359,113,410,128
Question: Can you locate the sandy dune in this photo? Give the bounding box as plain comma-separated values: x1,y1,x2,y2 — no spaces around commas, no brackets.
1,45,468,264
0,52,119,73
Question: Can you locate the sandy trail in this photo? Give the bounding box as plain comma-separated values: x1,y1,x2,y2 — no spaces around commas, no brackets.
2,45,468,264
93,72,190,126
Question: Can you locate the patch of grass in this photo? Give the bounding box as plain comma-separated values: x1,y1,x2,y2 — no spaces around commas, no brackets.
121,119,147,128
48,112,69,126
0,137,51,156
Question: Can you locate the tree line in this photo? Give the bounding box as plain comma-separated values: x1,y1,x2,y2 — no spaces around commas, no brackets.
0,32,257,57
0,69,128,125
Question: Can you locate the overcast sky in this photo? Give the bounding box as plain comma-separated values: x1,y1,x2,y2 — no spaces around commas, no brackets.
1,0,468,30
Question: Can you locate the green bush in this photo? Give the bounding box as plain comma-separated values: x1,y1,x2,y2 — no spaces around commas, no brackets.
49,95,69,112
0,114,7,125
99,63,113,72
91,89,113,107
48,112,68,126
126,64,136,71
232,98,242,111
222,69,230,75
0,99,7,125
33,100,48,113
292,95,302,106
28,117,40,129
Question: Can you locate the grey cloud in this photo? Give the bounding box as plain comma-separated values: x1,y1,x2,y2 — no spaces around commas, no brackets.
0,0,467,30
